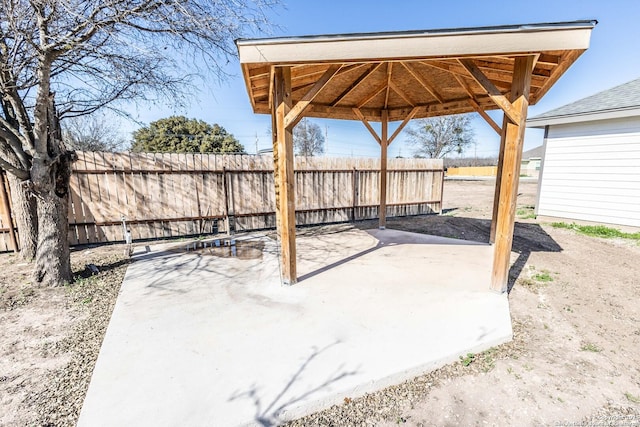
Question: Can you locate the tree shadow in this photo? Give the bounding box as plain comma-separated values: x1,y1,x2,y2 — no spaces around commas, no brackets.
228,341,359,426
72,257,131,280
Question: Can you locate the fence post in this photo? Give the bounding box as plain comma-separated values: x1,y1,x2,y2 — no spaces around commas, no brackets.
0,172,18,252
352,167,358,221
222,166,231,234
439,169,445,214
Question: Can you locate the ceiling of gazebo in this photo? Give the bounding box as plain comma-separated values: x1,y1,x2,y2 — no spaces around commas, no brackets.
237,21,596,123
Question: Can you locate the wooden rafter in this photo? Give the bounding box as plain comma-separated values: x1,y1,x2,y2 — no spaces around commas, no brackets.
532,49,585,103
268,66,275,110
331,63,383,106
424,59,546,88
357,81,387,108
301,95,490,122
284,64,342,130
458,58,522,124
242,63,257,110
401,62,445,104
537,53,561,66
389,81,415,106
421,60,469,77
384,63,393,109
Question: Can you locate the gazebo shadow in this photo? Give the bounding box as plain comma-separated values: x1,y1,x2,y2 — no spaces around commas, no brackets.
300,215,562,293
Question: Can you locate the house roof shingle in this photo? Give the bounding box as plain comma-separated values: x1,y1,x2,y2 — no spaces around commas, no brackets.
522,145,544,159
527,77,640,127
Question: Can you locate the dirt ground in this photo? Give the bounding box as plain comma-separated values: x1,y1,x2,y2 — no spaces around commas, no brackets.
376,180,640,426
0,245,129,426
1,179,639,426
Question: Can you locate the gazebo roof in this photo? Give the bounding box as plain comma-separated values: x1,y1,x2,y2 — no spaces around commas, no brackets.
237,21,596,123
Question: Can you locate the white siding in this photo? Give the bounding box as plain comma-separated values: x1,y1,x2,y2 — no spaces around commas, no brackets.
537,116,640,227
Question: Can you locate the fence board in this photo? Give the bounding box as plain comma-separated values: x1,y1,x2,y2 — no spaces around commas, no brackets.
0,153,443,250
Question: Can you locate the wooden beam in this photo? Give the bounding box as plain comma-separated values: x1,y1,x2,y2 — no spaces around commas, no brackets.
389,81,415,106
401,62,445,104
353,108,381,144
459,58,522,124
426,59,547,88
241,63,257,111
490,114,509,243
380,110,388,229
388,106,418,145
356,81,387,108
532,49,585,103
452,74,502,135
268,66,275,111
331,63,382,106
384,63,393,109
490,55,535,293
273,66,297,285
284,64,341,130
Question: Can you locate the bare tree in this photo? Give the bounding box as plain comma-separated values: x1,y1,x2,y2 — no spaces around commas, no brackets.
293,118,325,156
0,0,276,286
406,114,476,159
63,114,127,152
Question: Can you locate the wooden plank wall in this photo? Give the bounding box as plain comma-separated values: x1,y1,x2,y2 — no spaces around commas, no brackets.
0,153,444,248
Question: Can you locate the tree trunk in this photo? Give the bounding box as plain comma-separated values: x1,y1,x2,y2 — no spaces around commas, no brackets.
33,182,71,286
30,149,74,286
7,174,38,259
30,93,75,287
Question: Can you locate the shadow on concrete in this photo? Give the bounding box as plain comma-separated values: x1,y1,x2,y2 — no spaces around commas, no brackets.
228,341,359,426
298,241,385,282
340,215,563,293
122,235,277,295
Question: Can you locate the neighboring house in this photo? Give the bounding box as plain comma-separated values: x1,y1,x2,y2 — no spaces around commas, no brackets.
527,78,640,228
520,145,543,178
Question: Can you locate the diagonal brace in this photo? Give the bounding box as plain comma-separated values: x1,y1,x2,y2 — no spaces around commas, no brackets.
459,59,522,124
284,64,342,130
353,108,381,145
388,107,419,145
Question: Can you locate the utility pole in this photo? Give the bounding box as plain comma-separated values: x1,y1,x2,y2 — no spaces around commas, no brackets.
325,124,329,155
255,132,258,154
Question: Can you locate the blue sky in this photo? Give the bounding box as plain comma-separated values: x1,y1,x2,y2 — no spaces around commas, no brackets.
121,0,640,158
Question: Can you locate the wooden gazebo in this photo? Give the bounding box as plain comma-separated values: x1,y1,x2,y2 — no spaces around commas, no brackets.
236,21,595,291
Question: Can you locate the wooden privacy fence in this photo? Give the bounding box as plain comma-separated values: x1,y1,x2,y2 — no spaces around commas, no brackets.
0,152,444,249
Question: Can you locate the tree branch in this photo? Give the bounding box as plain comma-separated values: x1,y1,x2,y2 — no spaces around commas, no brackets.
0,151,29,179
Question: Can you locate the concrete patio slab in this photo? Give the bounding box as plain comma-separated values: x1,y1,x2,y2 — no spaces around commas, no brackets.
78,228,512,427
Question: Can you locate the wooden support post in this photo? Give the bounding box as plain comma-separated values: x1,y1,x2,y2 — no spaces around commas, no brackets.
491,56,535,292
490,114,508,243
379,110,388,229
273,66,297,285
